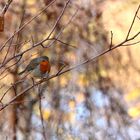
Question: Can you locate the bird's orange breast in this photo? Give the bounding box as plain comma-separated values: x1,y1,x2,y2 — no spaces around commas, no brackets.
40,61,51,74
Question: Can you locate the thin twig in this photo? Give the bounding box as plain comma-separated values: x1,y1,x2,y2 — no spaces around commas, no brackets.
31,35,35,46
46,8,79,48
2,35,14,65
0,87,12,102
56,64,67,76
109,31,113,50
46,0,71,39
48,38,77,48
0,80,24,102
122,40,140,46
38,85,47,140
125,4,140,40
14,3,26,56
1,0,13,16
11,40,30,46
137,15,140,20
0,54,23,75
0,0,57,52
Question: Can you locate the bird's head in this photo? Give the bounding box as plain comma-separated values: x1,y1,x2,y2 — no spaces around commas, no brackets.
38,56,49,62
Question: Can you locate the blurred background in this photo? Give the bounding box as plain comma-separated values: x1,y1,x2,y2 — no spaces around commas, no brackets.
0,0,140,140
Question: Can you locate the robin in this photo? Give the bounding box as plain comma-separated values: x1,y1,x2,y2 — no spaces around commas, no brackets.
19,56,51,78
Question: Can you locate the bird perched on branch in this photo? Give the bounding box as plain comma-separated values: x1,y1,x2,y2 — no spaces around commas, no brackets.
19,56,51,79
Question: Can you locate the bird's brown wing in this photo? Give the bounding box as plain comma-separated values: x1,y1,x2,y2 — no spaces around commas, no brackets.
26,58,40,71
18,58,40,75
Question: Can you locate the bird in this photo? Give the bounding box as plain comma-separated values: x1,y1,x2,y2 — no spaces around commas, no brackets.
19,56,51,79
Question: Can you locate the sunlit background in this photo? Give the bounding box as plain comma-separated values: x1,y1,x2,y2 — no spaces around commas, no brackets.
0,0,140,140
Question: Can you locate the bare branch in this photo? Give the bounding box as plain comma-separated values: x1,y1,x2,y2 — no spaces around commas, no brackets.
46,8,79,48
1,0,13,15
0,80,24,102
109,31,113,50
56,63,67,76
0,54,23,75
125,4,140,40
47,0,71,39
122,40,140,46
0,0,57,52
2,35,14,65
137,15,140,20
48,38,77,48
38,85,47,140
